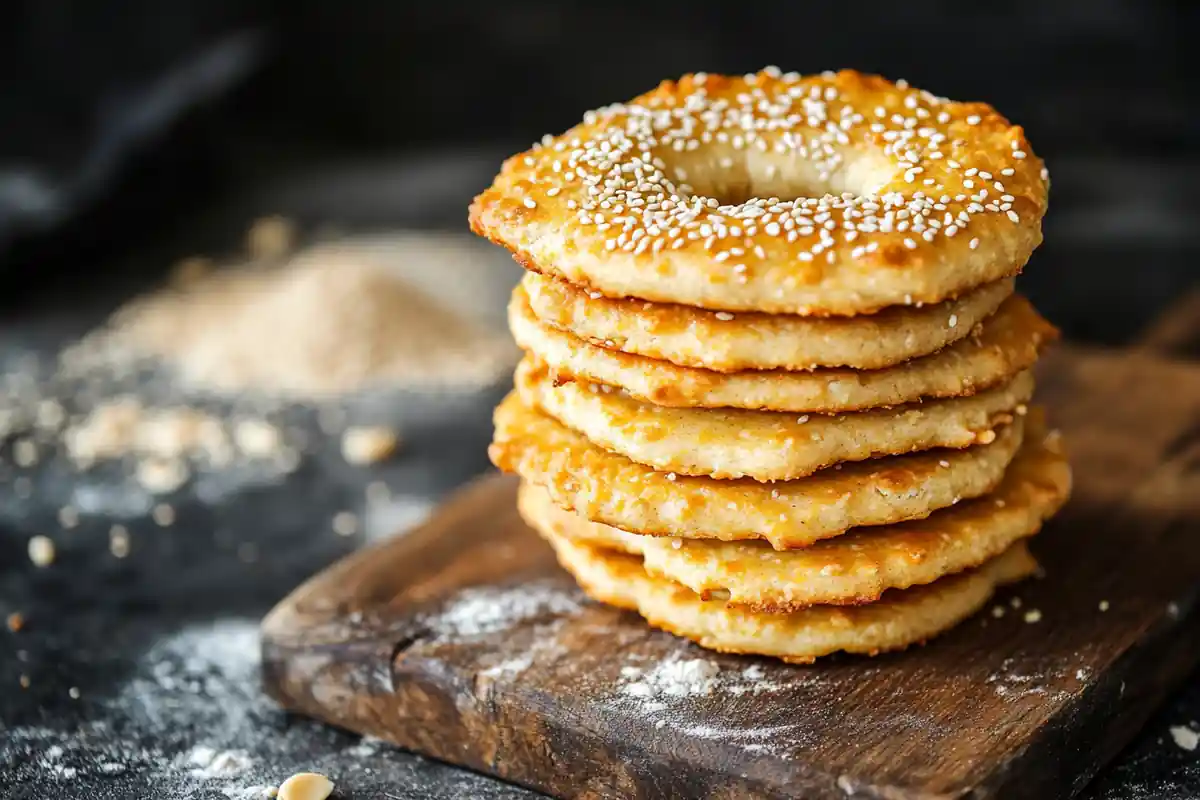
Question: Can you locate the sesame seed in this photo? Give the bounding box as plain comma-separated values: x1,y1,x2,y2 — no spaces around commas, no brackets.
969,238,980,250
715,311,735,321
510,69,1033,267
1024,609,1042,624
948,314,958,328
1099,600,1110,612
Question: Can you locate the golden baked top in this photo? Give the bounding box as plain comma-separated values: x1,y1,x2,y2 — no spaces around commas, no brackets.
470,68,1048,315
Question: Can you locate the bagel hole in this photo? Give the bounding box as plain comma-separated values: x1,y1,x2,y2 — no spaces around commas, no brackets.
669,150,895,206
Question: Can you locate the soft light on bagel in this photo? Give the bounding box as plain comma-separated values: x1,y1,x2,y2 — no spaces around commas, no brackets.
471,68,1048,315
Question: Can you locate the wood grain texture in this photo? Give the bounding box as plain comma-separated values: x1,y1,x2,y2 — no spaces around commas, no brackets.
262,345,1200,800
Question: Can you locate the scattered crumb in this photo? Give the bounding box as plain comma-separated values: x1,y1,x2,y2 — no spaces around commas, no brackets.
1167,601,1181,618
246,215,296,261
340,426,401,465
233,419,283,459
13,438,38,467
27,535,55,567
1171,726,1199,752
35,398,66,431
68,686,80,699
7,612,24,632
152,504,176,527
1009,596,1023,609
170,255,212,286
136,456,190,494
57,505,79,529
1099,600,1110,612
109,525,131,558
19,674,30,688
332,512,359,537
991,605,1006,618
276,771,334,800
365,480,391,505
1024,609,1043,624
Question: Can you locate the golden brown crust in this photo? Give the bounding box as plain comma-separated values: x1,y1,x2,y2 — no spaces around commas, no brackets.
543,528,1039,663
471,68,1048,315
515,357,1034,481
522,271,1016,372
512,286,1057,413
490,391,1026,549
518,412,1069,611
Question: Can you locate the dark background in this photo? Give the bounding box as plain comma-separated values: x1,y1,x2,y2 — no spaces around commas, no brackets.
0,0,1196,339
1,3,1198,799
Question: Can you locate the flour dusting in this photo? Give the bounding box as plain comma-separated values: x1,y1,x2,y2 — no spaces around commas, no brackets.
986,656,1077,703
605,648,798,757
618,652,786,701
2,617,515,798
426,581,584,639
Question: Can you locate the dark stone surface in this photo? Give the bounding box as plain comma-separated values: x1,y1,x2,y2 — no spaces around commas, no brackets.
1,149,1198,799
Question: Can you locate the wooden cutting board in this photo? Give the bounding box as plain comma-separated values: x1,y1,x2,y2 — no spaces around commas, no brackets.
262,308,1200,800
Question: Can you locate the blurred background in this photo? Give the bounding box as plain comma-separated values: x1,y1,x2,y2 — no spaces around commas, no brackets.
0,0,1195,339
0,2,1197,797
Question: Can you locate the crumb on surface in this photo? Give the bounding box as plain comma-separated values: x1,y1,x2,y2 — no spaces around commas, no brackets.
1170,725,1199,752
340,425,402,465
136,456,190,494
332,511,359,537
276,771,334,800
152,503,176,527
246,215,296,261
109,525,131,558
27,535,55,568
57,505,80,529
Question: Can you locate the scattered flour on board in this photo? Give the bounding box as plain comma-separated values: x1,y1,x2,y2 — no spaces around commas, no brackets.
986,656,1077,702
610,649,800,756
425,580,584,640
618,652,786,701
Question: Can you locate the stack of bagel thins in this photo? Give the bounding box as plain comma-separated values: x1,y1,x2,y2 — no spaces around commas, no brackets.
472,68,1071,663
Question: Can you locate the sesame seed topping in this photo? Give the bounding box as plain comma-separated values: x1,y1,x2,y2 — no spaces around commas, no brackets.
509,69,1037,270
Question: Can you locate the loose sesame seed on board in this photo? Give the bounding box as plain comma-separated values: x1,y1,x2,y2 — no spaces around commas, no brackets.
502,68,1045,270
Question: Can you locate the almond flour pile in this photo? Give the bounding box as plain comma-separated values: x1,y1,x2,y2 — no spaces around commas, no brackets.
62,224,518,398
2,220,518,567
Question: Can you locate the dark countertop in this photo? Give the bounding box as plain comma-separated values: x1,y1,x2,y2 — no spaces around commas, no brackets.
2,152,1199,799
